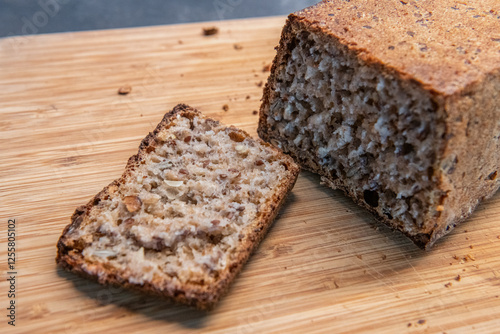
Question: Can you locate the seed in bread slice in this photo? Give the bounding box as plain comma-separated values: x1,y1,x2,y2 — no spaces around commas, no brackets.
56,104,300,309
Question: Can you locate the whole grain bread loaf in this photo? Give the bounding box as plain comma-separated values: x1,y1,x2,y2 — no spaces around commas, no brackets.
57,104,300,309
258,0,500,249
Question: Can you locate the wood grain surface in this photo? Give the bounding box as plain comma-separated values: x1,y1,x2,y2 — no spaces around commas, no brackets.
1,16,500,334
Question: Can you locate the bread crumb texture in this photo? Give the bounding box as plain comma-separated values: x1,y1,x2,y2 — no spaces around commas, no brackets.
264,21,443,237
258,0,500,249
60,110,297,294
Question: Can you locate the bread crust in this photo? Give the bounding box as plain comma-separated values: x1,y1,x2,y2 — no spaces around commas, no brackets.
258,2,500,250
287,0,500,96
57,104,300,309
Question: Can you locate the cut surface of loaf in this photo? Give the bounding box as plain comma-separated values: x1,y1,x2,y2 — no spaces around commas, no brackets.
57,104,300,309
258,0,500,249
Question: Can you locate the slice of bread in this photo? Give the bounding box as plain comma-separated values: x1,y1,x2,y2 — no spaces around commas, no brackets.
56,104,300,309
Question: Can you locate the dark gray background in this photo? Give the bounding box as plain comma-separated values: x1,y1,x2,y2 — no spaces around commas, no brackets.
0,0,318,38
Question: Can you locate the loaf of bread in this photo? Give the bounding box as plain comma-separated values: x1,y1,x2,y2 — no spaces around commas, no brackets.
258,0,500,249
56,104,300,309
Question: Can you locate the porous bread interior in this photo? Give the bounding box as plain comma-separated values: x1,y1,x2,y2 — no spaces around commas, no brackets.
64,114,292,287
264,27,446,235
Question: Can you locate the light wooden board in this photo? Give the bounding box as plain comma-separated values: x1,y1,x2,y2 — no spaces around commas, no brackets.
1,16,500,334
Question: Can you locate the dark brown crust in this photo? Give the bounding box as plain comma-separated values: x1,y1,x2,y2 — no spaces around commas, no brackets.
258,8,500,250
56,104,300,310
288,1,500,96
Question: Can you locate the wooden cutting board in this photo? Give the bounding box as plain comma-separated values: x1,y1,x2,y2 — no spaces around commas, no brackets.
1,16,500,334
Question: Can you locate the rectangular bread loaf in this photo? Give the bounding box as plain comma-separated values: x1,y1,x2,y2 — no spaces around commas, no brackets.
258,0,500,249
56,104,300,309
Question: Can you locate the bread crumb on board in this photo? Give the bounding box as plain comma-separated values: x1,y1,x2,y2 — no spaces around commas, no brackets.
202,26,219,36
234,44,243,50
222,104,229,112
118,85,132,95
